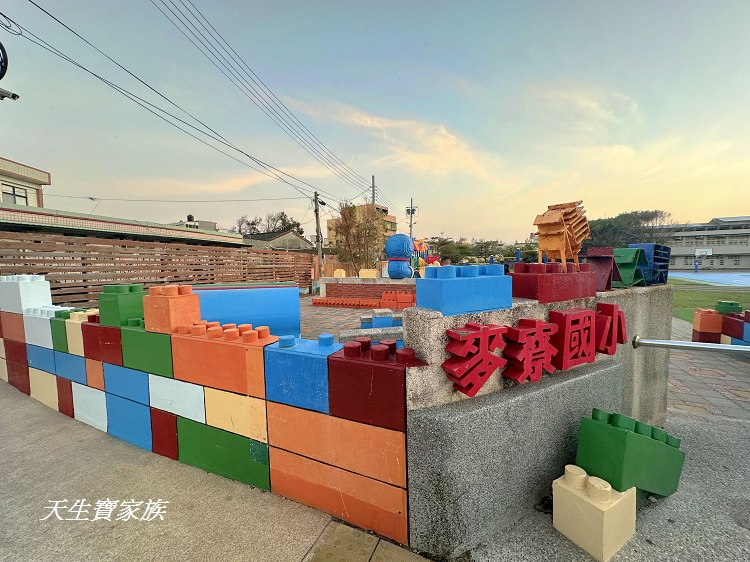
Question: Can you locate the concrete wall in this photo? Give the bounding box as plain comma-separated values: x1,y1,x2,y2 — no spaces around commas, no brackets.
320,277,415,298
402,285,672,559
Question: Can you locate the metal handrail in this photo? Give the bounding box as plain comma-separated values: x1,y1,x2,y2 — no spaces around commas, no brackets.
632,335,750,355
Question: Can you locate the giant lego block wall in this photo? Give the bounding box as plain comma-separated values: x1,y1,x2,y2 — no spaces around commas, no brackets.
1,277,425,545
416,264,512,315
693,304,750,348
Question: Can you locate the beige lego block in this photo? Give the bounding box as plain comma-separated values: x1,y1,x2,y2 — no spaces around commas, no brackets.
65,309,97,356
358,269,378,279
720,334,732,345
552,465,636,562
29,368,59,410
333,269,346,278
0,357,7,382
0,337,5,359
204,387,267,443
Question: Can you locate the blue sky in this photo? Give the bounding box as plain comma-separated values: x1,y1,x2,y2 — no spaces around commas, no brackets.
2,0,749,241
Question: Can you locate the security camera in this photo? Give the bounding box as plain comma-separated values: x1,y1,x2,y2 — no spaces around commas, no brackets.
0,87,19,101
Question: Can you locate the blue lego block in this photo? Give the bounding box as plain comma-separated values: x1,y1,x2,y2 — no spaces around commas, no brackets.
264,334,343,413
102,363,150,405
372,316,394,328
53,351,87,384
194,286,301,337
731,338,750,346
393,317,403,327
360,319,373,329
106,393,152,451
26,344,56,374
744,322,750,342
416,264,512,316
628,243,671,285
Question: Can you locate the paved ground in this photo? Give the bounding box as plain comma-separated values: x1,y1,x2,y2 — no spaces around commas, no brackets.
300,296,361,339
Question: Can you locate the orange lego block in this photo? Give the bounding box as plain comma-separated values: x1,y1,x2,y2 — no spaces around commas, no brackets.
172,321,278,397
143,285,201,334
269,447,408,544
0,312,25,343
85,359,105,391
266,402,406,488
692,309,722,333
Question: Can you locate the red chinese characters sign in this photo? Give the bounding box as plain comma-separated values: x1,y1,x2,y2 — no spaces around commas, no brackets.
442,322,507,397
503,319,558,383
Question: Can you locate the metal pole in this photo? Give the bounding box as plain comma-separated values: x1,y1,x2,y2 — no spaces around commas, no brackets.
314,192,323,285
409,197,414,239
371,175,376,206
632,335,750,356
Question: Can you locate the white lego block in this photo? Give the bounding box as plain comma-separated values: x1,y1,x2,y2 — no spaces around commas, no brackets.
23,306,69,349
148,374,205,423
29,368,59,410
553,465,636,562
0,357,7,382
0,275,52,314
72,382,108,432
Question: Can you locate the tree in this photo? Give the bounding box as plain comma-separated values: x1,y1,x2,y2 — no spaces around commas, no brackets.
586,210,676,250
335,202,383,275
230,211,303,235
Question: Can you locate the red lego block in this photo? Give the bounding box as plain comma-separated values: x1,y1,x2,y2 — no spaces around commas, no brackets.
3,338,28,365
595,303,627,355
328,338,425,431
745,311,750,323
510,263,596,304
151,407,178,460
143,285,201,335
81,316,103,359
586,247,616,291
312,297,381,309
56,377,74,417
721,314,745,340
81,315,124,365
692,330,721,344
7,360,30,395
442,323,507,397
502,318,558,383
549,308,596,371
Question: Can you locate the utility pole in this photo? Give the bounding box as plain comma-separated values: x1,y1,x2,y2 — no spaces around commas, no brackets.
406,198,417,239
314,192,323,285
371,175,376,206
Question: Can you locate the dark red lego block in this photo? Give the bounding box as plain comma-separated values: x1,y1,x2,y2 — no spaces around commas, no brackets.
81,316,123,365
595,303,627,355
442,323,507,397
722,313,745,340
586,247,617,292
510,262,596,304
692,330,721,344
7,361,30,395
151,407,178,460
329,338,425,432
502,318,558,383
4,338,28,365
549,308,596,371
57,377,74,417
81,317,103,359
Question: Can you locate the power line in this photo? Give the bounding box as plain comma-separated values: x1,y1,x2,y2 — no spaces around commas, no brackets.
45,194,308,203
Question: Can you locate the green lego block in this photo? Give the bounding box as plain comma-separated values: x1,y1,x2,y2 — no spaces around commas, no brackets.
120,319,173,378
575,408,685,497
715,300,742,314
612,248,648,288
50,310,73,352
97,284,146,327
177,417,270,490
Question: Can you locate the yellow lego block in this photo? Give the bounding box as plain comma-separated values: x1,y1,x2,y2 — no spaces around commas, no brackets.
29,368,59,410
553,465,636,562
0,337,5,359
720,334,732,345
358,269,378,279
333,269,346,278
204,387,267,443
65,309,98,356
0,357,7,382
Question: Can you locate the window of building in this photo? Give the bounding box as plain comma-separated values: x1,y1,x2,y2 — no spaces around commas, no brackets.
719,256,725,266
734,256,741,266
706,235,726,245
1,184,28,206
728,235,749,245
683,257,693,266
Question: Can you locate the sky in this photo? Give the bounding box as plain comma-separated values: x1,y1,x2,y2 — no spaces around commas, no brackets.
2,0,749,242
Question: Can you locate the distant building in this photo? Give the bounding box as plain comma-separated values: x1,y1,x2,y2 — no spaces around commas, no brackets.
0,156,51,208
326,204,397,247
668,216,750,270
169,214,218,231
244,229,314,250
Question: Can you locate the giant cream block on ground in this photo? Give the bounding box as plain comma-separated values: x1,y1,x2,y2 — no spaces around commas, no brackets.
0,275,52,314
71,382,108,432
148,374,206,423
28,368,59,410
204,387,267,442
553,465,636,562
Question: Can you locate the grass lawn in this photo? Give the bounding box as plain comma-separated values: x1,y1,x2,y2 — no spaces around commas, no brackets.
671,285,750,322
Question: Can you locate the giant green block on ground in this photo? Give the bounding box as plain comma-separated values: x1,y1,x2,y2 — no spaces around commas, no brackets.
120,319,173,378
177,417,270,490
98,284,146,327
575,408,685,497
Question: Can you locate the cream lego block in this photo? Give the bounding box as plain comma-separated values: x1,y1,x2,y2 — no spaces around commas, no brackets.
204,387,267,442
65,309,97,356
24,306,71,349
0,337,5,359
552,465,636,562
29,368,59,410
720,334,732,345
0,275,53,313
333,269,346,278
72,382,108,432
148,374,205,423
358,268,378,279
0,357,7,382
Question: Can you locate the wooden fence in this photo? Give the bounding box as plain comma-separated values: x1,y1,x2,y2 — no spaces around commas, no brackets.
0,230,313,307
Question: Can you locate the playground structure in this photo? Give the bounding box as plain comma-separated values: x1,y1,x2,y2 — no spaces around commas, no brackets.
534,201,591,272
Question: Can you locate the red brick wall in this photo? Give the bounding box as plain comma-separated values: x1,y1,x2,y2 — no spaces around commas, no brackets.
326,283,415,299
